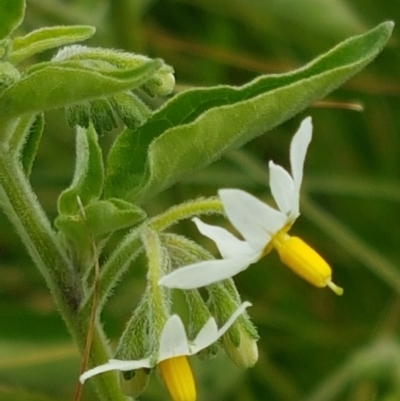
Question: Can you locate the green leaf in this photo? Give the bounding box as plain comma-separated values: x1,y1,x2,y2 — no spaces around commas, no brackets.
21,113,44,177
77,198,146,237
57,124,103,216
9,25,96,64
0,58,161,119
55,199,146,241
0,0,25,40
104,21,394,203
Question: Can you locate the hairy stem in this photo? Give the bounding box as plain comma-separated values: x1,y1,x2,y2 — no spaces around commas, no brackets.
0,144,126,401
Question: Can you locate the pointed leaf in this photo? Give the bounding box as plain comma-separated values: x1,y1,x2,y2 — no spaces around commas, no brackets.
104,22,393,203
10,25,96,64
58,124,103,216
0,58,161,119
80,198,146,236
55,199,146,242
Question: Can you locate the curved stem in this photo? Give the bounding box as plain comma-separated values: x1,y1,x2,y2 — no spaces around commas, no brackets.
81,197,224,316
148,197,223,231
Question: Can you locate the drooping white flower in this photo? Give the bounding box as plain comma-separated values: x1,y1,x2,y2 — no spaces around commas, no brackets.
159,117,343,295
80,302,251,384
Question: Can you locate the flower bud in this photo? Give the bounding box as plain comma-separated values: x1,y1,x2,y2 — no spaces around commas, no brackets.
208,280,259,368
141,64,175,97
223,324,259,368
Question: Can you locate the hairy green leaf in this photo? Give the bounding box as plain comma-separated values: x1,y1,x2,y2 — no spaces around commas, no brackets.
104,22,394,203
0,59,161,119
10,25,96,64
0,0,25,40
58,125,103,216
55,199,146,242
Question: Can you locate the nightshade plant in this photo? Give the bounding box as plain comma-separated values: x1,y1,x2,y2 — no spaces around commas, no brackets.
0,1,393,400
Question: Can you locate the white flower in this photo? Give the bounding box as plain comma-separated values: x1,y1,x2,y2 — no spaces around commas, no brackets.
80,301,251,384
159,117,343,295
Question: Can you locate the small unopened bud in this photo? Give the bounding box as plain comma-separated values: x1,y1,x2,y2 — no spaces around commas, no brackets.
208,280,259,368
142,65,175,97
158,356,196,401
273,234,343,295
223,325,259,368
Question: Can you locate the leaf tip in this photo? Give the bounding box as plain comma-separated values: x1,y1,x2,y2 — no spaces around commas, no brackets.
377,20,395,38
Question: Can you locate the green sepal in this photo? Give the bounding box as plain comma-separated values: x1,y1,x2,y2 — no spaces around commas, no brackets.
115,293,153,397
58,124,103,216
104,21,394,203
10,25,96,64
66,102,91,129
88,98,119,135
0,59,161,119
0,0,25,40
115,293,151,362
110,91,151,129
66,92,151,133
20,113,44,177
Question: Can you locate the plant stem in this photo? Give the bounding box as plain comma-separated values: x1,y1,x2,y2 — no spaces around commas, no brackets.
0,145,126,401
81,196,224,316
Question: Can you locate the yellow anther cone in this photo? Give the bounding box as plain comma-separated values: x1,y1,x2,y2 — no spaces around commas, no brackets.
273,234,343,295
158,356,196,401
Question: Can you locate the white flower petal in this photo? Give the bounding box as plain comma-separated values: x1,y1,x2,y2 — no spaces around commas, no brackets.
190,318,219,351
158,255,257,289
80,358,152,383
190,301,252,354
193,217,255,259
290,117,312,194
158,315,191,361
268,161,295,217
218,189,286,250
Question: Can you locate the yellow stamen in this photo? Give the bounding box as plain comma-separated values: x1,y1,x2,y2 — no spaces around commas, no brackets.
158,356,196,401
272,233,343,295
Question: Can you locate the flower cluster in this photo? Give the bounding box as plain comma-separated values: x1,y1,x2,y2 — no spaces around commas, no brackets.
81,117,342,401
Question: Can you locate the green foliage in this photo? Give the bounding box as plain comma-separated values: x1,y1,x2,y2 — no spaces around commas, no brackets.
55,198,146,242
0,58,162,120
10,25,96,64
0,0,25,39
57,125,104,216
0,1,397,401
105,22,393,203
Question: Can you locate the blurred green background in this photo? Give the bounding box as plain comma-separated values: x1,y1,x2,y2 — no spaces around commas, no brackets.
2,1,400,400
